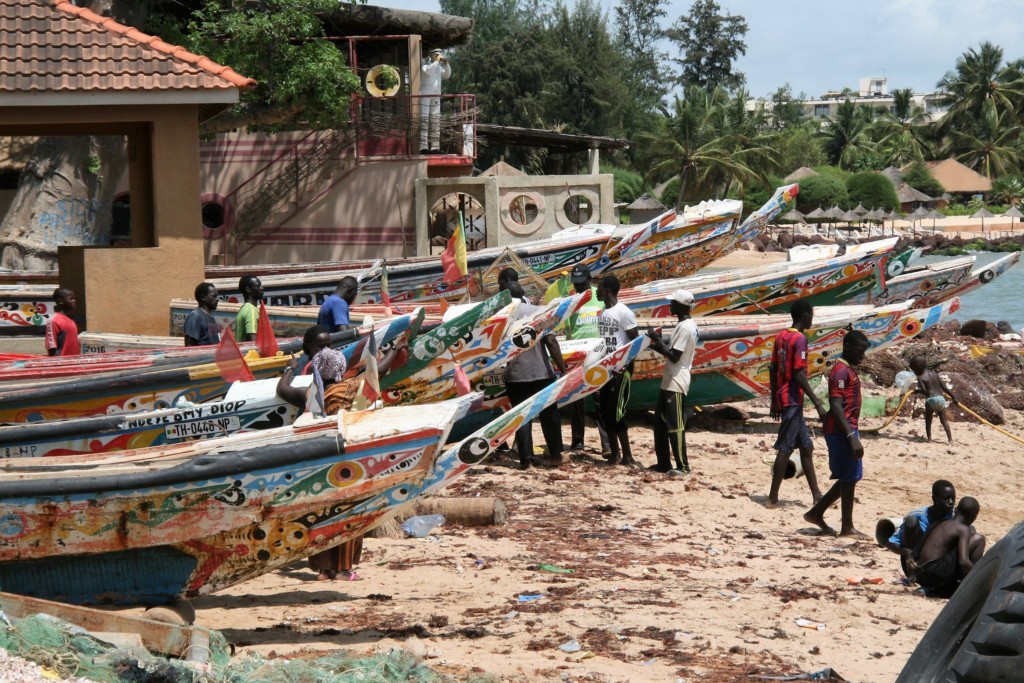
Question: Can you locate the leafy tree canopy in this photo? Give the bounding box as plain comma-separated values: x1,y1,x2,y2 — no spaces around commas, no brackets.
149,0,361,132
796,173,848,213
904,161,945,198
845,171,899,211
775,125,825,173
665,0,748,90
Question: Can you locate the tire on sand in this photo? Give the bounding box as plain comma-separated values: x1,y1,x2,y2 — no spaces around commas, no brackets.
897,519,1024,682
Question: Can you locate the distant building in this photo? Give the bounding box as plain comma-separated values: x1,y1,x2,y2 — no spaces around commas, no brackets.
748,76,948,125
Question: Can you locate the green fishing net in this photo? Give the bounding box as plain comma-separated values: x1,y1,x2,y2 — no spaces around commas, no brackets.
0,612,495,683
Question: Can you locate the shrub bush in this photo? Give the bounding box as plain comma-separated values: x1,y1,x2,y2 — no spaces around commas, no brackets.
796,174,848,213
904,161,944,198
602,165,645,205
739,175,783,216
846,171,899,211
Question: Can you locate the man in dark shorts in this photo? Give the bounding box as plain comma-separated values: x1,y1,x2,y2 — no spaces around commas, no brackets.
767,300,828,507
910,497,985,596
804,331,870,536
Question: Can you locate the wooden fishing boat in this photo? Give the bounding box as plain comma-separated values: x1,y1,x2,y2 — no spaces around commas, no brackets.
0,336,648,607
0,297,506,456
0,306,424,384
382,291,588,406
0,307,426,423
621,299,959,410
619,237,897,318
848,252,1019,308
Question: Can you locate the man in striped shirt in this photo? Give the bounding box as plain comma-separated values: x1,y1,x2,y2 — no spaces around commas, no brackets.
767,300,828,507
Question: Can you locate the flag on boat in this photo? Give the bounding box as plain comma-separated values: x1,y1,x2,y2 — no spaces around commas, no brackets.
441,212,469,283
380,260,391,307
453,363,472,396
215,326,255,383
255,302,279,357
361,320,381,403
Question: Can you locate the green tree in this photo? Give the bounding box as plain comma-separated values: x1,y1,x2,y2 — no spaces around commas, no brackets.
665,0,748,90
639,86,774,209
775,125,826,172
936,42,1024,130
183,0,361,131
602,164,646,204
872,88,932,165
821,100,875,169
943,100,1023,178
903,160,945,198
768,84,805,130
846,171,899,211
991,174,1024,206
795,174,848,213
614,0,669,118
546,0,627,138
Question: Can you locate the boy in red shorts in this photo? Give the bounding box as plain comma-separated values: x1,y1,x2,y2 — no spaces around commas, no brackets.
804,330,870,537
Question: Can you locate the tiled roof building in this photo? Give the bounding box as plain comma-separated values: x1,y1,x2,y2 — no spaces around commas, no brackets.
1,0,254,105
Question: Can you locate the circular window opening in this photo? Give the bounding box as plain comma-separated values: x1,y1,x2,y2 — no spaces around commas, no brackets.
563,194,592,224
202,202,226,230
509,195,539,226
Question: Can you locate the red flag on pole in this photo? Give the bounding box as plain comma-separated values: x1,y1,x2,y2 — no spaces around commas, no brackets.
215,326,255,383
255,302,279,358
440,214,469,284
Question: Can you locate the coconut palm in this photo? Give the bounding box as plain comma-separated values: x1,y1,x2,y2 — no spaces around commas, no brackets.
872,88,932,164
943,100,1023,179
639,85,776,209
936,42,1024,129
820,99,875,169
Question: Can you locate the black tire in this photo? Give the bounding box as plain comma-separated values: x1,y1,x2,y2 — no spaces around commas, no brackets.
897,519,1024,682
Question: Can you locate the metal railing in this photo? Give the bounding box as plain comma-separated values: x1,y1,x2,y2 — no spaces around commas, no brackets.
351,93,476,158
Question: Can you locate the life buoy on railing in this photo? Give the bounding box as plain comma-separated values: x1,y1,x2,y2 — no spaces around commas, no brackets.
366,64,401,97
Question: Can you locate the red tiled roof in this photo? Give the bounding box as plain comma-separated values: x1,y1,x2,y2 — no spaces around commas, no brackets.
0,0,256,96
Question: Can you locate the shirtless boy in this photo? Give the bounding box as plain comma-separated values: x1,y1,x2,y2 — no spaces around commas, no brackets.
909,497,985,596
909,355,958,444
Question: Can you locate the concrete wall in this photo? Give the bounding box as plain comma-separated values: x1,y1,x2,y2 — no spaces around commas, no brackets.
195,131,423,265
415,174,614,255
3,104,206,335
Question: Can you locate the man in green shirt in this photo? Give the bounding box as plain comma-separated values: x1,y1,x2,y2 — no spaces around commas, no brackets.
567,264,610,455
234,275,264,342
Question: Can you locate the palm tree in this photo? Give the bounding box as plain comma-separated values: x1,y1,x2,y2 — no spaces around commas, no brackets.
943,100,1023,179
639,86,775,209
872,88,932,164
936,42,1024,129
821,99,875,169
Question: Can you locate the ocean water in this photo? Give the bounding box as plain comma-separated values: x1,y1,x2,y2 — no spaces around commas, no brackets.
919,252,1024,334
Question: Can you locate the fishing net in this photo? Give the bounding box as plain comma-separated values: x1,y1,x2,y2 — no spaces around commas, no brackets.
470,248,552,303
0,612,495,683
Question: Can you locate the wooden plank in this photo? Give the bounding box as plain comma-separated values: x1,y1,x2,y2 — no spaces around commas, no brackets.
0,592,207,662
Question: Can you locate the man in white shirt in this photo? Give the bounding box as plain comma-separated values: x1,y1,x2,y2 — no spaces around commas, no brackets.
596,274,639,466
646,289,698,473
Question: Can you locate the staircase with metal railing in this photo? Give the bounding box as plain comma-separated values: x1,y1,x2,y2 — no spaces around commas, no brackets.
227,128,357,256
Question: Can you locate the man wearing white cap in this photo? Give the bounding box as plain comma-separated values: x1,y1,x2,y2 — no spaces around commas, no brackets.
420,48,451,153
646,289,698,473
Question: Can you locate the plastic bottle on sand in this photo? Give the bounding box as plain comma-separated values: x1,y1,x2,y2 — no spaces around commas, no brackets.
401,515,446,538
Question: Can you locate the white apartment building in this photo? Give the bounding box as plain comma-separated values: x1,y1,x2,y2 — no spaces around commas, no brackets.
749,77,949,124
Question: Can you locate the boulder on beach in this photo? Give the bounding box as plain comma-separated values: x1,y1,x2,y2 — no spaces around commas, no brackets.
959,319,998,340
944,371,1005,425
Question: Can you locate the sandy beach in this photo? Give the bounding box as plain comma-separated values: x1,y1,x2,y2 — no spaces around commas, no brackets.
171,379,1023,682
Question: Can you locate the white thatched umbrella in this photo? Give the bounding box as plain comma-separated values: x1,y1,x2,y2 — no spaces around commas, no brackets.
925,208,945,234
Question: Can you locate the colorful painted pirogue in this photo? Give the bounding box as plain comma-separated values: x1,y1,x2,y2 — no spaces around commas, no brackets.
622,299,959,410
382,292,588,406
0,307,427,423
847,252,1019,308
619,237,897,318
0,336,648,607
0,297,506,456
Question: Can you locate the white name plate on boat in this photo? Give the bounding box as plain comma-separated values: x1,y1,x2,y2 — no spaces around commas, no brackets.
165,416,241,440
